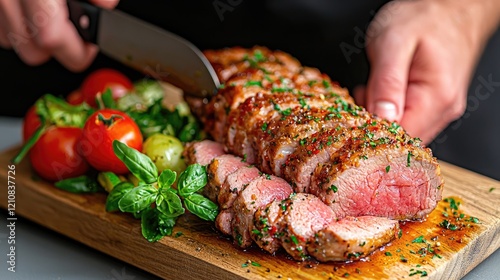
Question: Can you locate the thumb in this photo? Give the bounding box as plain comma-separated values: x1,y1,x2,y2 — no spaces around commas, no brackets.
365,33,416,122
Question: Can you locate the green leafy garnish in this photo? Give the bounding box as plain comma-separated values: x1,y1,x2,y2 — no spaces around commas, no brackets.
54,175,102,193
113,140,158,184
107,142,217,242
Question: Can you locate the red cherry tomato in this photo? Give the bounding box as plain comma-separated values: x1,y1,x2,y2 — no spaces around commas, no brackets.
23,106,42,142
29,127,90,181
81,69,133,107
81,109,143,174
67,89,85,105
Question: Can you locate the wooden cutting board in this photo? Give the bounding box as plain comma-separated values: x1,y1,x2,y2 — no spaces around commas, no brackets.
0,146,499,279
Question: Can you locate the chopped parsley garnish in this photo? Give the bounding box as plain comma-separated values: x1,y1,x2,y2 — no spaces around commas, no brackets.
290,235,299,245
388,122,400,135
467,217,480,223
443,197,459,210
385,252,392,256
251,261,261,267
298,97,308,108
330,185,338,193
281,108,292,116
261,122,268,132
244,80,263,88
412,235,426,244
385,165,391,173
439,219,458,231
407,151,413,167
409,269,428,277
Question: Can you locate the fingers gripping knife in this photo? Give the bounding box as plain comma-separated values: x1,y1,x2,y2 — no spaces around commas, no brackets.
67,0,220,97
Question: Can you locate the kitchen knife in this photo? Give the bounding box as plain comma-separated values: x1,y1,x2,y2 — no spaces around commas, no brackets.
67,0,220,97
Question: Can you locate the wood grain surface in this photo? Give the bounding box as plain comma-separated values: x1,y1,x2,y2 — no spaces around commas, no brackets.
0,146,499,279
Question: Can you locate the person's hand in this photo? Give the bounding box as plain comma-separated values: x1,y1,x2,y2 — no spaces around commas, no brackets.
0,0,119,72
354,0,500,144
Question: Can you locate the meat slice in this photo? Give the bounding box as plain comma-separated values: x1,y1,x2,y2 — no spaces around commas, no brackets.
215,209,234,236
231,175,293,248
203,46,302,82
310,138,443,220
307,216,400,262
183,140,226,166
218,166,261,209
256,107,370,176
282,119,397,193
252,199,285,253
205,154,249,202
278,193,335,260
225,91,344,164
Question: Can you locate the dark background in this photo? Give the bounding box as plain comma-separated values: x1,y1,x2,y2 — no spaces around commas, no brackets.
0,0,498,180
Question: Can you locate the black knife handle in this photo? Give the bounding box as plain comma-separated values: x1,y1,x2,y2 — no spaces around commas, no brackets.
67,0,100,44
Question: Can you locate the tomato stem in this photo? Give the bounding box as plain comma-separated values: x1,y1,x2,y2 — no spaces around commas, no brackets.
97,113,124,127
11,124,49,164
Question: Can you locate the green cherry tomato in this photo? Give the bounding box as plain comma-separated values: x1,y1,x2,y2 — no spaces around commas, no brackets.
142,134,186,175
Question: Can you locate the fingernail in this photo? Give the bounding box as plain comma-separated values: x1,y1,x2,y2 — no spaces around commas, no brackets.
374,101,397,121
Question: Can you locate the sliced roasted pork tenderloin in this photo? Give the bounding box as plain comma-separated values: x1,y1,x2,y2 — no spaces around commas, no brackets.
231,175,293,248
183,140,226,166
203,46,302,82
256,107,371,177
252,198,286,253
307,216,400,262
310,137,443,220
282,119,404,193
218,166,261,209
215,209,234,236
276,193,335,260
251,193,400,262
225,91,349,164
205,154,249,202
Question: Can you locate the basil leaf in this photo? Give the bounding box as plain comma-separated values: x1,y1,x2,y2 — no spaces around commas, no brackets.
177,164,208,197
158,169,176,190
156,189,185,218
113,140,158,184
157,212,176,236
105,182,135,212
118,184,158,213
141,208,164,242
54,175,102,193
184,193,219,221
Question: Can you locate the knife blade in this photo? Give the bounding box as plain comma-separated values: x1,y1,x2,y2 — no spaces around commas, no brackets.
67,0,220,97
